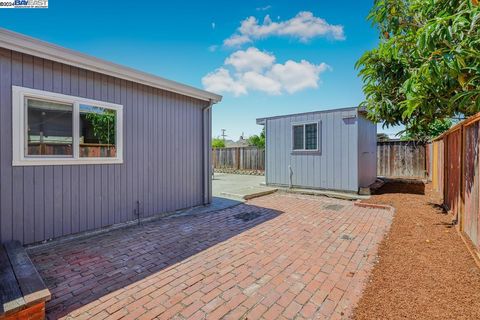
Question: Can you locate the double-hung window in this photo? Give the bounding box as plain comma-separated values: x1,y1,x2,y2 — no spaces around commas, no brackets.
292,122,319,151
13,86,123,166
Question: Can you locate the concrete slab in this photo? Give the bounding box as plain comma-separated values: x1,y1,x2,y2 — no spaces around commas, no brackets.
220,186,277,200
212,173,276,201
275,186,370,200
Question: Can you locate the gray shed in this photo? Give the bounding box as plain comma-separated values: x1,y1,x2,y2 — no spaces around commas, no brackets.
0,29,221,245
257,107,377,193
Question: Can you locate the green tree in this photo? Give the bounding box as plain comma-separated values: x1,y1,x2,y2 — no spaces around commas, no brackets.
401,118,453,141
377,133,390,142
248,128,265,148
212,138,225,148
356,0,480,139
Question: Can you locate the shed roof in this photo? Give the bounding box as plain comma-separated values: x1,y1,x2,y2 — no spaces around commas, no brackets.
256,106,361,125
0,28,222,103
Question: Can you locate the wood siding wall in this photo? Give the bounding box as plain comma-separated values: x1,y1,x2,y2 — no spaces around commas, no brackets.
0,48,209,245
357,114,377,188
264,109,363,192
377,141,426,178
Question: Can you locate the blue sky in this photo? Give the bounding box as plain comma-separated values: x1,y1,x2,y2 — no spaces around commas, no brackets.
0,0,401,140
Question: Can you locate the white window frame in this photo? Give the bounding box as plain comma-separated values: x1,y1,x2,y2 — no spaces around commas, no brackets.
291,121,320,152
12,86,123,166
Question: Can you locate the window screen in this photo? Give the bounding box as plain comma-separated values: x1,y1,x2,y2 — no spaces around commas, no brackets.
293,125,304,150
79,105,117,158
305,123,317,150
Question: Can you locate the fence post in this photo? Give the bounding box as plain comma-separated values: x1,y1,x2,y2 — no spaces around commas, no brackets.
235,148,240,170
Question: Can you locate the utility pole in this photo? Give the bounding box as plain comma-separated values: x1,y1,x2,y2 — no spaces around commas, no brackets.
221,129,227,141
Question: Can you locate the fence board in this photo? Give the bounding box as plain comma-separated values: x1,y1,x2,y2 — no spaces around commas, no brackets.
212,147,265,171
431,112,480,252
464,123,479,247
377,141,426,178
431,140,444,194
214,142,426,178
445,129,462,217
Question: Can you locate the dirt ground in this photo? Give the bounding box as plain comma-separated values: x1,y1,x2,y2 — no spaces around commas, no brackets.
353,181,480,319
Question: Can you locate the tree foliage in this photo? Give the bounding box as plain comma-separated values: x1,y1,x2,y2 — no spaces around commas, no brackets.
356,0,480,139
212,138,225,148
401,118,453,141
248,128,265,149
377,133,391,141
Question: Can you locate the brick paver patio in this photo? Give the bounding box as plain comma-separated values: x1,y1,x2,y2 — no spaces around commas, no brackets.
29,193,393,319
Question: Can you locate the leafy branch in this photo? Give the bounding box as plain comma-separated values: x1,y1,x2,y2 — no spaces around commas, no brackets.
356,0,480,141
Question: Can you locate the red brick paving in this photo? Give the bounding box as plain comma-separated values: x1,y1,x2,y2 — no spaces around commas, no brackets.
29,193,393,319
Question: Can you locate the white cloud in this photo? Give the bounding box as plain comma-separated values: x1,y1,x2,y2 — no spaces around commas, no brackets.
202,68,247,97
202,47,329,96
268,60,330,94
224,47,275,72
223,34,252,47
256,5,272,11
242,71,282,95
224,11,345,47
208,45,218,52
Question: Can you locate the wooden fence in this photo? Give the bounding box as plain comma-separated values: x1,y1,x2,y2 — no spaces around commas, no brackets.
430,112,480,252
377,141,427,178
212,147,265,171
214,142,427,178
431,139,444,193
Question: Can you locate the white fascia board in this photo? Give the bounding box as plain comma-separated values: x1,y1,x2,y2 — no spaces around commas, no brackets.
0,28,222,104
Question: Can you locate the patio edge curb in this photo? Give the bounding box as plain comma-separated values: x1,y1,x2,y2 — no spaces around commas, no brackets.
354,201,395,211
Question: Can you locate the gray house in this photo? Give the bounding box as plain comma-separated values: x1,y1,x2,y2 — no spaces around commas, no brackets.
257,107,376,193
0,29,221,245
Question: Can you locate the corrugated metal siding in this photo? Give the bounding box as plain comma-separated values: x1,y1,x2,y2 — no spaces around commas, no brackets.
357,114,377,187
0,48,208,245
265,109,359,192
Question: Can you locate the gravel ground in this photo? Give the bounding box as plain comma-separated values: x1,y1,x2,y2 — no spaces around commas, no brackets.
353,181,480,320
